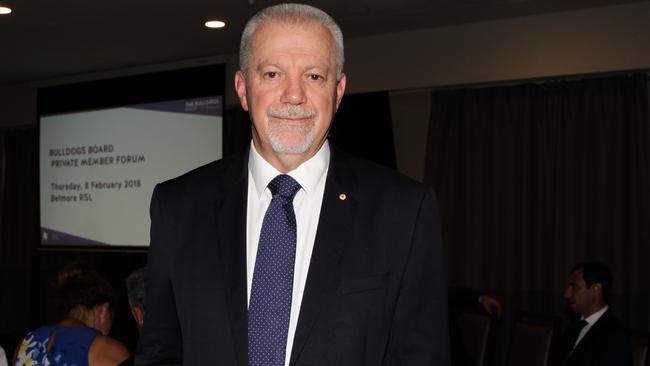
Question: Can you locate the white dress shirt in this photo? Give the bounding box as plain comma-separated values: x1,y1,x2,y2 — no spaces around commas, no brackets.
573,305,609,348
246,142,329,366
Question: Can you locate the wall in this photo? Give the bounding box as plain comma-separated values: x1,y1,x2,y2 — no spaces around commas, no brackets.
345,2,650,93
0,86,36,128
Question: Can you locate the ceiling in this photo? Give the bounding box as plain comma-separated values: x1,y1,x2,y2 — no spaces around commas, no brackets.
0,0,646,86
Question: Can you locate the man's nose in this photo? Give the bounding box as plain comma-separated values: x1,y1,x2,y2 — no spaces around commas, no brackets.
281,76,307,105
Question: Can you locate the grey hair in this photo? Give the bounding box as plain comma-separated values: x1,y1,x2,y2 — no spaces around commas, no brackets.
125,267,147,309
239,3,344,80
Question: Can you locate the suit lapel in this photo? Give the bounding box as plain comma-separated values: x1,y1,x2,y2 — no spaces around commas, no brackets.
289,149,359,365
214,153,249,366
569,310,612,361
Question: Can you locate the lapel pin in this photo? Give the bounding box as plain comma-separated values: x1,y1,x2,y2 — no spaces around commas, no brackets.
339,193,347,201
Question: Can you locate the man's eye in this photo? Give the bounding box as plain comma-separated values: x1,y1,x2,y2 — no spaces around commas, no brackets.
308,74,323,81
264,71,278,79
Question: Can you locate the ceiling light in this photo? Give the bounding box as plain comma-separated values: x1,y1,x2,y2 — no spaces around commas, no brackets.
205,20,226,29
0,6,12,14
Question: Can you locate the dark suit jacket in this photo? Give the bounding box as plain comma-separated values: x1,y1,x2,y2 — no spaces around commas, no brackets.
557,309,633,366
134,146,450,366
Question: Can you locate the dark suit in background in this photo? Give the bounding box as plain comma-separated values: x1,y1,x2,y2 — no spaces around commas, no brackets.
558,262,633,366
557,309,632,366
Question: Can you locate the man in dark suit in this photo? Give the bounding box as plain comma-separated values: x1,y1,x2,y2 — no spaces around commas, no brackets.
134,3,449,366
120,267,147,366
556,262,632,366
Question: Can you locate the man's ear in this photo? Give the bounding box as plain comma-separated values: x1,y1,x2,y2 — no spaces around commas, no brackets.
334,73,346,111
132,305,145,331
590,282,603,296
235,70,249,111
98,302,111,321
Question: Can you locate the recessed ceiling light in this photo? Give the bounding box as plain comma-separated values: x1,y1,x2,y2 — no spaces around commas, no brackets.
205,20,226,29
0,6,12,14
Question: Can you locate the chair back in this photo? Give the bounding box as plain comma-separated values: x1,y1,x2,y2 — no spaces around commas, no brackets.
506,313,560,366
632,331,649,366
458,312,493,366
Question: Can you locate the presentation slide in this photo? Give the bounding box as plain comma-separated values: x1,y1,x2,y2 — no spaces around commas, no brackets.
40,96,223,247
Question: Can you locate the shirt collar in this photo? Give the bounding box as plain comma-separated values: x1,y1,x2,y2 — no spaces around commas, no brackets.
582,305,608,325
248,141,330,198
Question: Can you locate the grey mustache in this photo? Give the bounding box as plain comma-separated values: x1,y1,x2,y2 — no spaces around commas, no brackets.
267,106,317,119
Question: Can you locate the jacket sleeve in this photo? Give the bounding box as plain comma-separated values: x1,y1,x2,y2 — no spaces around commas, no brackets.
593,328,634,366
134,185,183,366
386,188,451,366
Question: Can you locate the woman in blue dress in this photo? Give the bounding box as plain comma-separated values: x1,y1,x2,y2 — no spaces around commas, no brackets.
14,262,129,366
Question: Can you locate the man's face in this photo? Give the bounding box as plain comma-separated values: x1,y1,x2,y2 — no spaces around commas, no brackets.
235,20,346,169
563,270,599,316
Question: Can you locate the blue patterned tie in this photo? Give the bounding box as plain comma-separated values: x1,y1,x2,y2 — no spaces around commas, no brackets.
248,174,301,366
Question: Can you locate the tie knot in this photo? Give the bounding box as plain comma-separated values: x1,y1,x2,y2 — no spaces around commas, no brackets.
268,174,301,200
577,319,588,329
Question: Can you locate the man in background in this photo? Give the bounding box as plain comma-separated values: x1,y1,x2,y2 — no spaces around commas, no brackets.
557,261,632,366
125,267,146,334
121,267,146,366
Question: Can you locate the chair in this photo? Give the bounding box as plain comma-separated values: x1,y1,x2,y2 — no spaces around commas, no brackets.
458,312,493,366
631,330,649,366
506,313,560,366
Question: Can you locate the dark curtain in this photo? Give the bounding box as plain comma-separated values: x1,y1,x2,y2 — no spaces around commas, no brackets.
0,128,39,350
223,105,252,156
331,91,396,169
425,74,650,333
